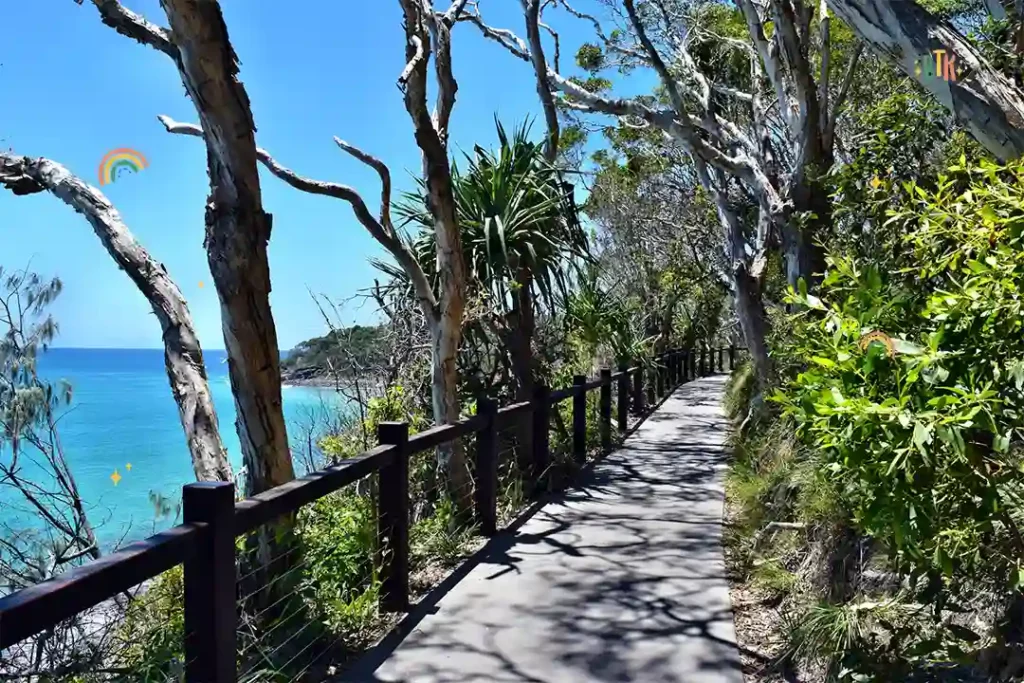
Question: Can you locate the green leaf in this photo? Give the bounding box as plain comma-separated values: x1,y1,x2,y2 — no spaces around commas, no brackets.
811,356,837,369
913,421,933,455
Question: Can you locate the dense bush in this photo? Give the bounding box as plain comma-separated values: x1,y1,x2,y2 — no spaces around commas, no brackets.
734,158,1024,679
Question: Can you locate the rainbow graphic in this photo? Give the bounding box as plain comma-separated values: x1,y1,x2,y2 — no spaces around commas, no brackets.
98,148,148,186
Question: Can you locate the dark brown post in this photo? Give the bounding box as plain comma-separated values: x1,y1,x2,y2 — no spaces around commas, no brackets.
632,364,645,414
599,368,612,451
474,398,498,536
682,350,689,382
646,360,656,406
378,421,409,612
690,347,697,379
672,350,680,385
183,481,236,683
617,364,629,431
700,347,707,376
718,347,724,372
572,375,587,464
656,355,665,398
532,383,551,487
729,345,736,370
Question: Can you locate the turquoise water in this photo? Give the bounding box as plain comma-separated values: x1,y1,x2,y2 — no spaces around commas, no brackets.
3,348,343,548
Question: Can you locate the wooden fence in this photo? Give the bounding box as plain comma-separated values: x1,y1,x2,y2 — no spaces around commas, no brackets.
0,345,736,681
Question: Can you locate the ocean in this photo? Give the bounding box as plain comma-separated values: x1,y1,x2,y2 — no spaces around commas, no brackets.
1,348,344,550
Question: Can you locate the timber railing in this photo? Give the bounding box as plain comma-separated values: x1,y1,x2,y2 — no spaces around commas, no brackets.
0,345,737,681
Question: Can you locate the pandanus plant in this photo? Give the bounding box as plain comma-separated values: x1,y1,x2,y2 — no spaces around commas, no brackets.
384,121,590,403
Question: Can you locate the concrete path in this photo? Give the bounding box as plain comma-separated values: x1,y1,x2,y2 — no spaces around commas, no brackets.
346,375,742,683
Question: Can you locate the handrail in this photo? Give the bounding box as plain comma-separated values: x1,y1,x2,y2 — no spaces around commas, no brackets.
0,523,204,649
0,344,738,676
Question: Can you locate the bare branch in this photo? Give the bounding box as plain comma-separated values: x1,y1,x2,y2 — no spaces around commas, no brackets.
461,13,530,61
0,151,232,482
334,137,393,231
157,115,440,316
86,0,175,55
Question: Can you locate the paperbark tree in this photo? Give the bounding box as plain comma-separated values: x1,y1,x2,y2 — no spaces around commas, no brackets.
157,0,475,507
0,153,232,483
827,0,1024,160
467,0,864,384
84,0,294,494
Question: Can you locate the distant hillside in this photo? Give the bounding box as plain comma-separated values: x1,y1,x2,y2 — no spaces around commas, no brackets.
281,325,386,383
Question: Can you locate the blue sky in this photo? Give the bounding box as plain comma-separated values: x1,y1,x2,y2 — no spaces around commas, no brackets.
1,0,605,350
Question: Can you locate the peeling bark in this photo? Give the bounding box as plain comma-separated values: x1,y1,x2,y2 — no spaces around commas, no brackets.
829,0,1024,160
400,0,473,508
86,0,295,495
0,153,232,482
157,0,294,494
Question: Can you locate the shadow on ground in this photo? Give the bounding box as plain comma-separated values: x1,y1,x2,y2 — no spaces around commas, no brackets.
339,376,743,683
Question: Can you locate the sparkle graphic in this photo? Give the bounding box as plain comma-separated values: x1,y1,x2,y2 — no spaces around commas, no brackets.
126,462,133,471
198,281,205,289
111,469,122,486
870,176,882,189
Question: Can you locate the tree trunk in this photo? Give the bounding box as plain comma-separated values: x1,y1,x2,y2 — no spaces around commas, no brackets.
159,0,294,495
0,153,233,482
785,173,831,289
829,0,1024,160
507,268,537,469
429,312,473,511
734,266,772,384
524,0,560,161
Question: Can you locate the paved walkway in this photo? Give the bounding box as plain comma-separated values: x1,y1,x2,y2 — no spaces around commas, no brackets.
345,375,742,683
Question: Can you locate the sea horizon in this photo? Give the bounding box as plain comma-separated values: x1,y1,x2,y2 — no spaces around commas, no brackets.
1,347,344,551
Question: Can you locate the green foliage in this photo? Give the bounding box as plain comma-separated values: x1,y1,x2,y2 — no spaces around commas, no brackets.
320,384,430,460
751,559,797,598
575,43,604,71
724,361,756,420
784,599,919,681
297,491,379,636
116,568,185,680
281,324,385,374
782,159,1024,594
411,495,478,568
395,121,589,314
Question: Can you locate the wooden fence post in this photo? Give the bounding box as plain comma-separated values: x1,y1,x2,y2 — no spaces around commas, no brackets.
599,368,612,452
474,398,498,537
183,481,236,683
633,364,645,414
729,345,736,370
700,347,707,376
378,421,409,612
682,350,690,382
532,384,551,487
719,347,724,372
656,355,665,398
617,364,629,432
573,375,587,464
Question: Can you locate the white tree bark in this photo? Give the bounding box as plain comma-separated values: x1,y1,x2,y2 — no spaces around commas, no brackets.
828,0,1024,160
87,0,295,494
467,0,867,384
0,153,232,482
398,0,473,507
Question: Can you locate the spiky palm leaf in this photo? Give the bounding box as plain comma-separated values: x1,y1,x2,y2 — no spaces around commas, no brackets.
389,120,590,313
